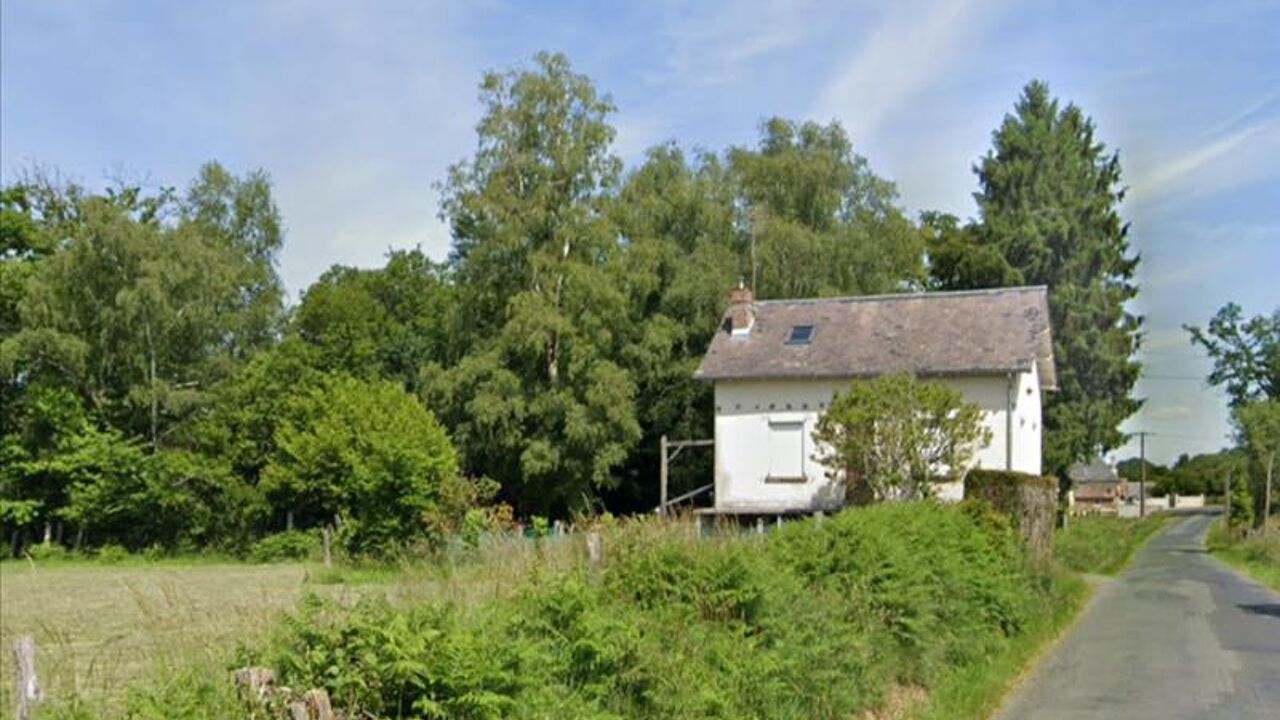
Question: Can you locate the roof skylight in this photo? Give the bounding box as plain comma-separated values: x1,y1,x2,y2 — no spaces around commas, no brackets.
786,324,814,345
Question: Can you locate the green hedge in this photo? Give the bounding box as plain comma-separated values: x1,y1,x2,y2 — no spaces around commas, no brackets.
964,469,1057,562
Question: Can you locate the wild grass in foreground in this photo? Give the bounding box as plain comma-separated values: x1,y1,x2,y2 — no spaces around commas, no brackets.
912,568,1088,720
0,531,584,715
1206,516,1280,591
48,502,1079,720
1053,513,1171,576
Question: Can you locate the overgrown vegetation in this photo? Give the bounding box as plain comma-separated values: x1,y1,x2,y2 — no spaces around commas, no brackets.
1207,516,1280,591
1053,514,1170,575
22,503,1079,719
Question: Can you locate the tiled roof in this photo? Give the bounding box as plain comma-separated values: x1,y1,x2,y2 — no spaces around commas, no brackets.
1068,458,1120,484
695,286,1055,387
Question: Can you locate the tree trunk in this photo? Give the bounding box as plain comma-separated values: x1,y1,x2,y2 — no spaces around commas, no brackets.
41,522,51,545
144,320,159,450
1265,452,1274,536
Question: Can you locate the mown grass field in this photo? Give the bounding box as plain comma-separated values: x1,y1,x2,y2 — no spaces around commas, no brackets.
0,561,309,711
0,536,577,715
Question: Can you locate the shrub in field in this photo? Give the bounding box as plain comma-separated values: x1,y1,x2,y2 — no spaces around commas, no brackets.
248,530,319,562
26,541,71,561
262,375,471,557
95,543,129,563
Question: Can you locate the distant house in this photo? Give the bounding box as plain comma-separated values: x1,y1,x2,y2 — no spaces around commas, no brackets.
1068,458,1126,514
694,285,1056,516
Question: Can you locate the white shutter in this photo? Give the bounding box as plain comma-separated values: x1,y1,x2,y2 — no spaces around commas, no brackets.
767,421,805,481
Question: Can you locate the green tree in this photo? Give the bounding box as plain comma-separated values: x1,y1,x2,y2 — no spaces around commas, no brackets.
921,211,1021,291
1236,399,1280,530
180,162,286,356
294,249,457,389
263,375,467,555
812,373,990,502
729,118,925,299
434,53,640,516
7,167,285,448
1186,303,1279,407
964,80,1141,476
607,144,739,507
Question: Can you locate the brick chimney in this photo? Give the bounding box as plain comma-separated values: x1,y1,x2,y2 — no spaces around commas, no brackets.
728,283,755,335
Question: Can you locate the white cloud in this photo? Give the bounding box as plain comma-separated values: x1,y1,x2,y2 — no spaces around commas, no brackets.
1130,115,1280,205
809,0,1013,142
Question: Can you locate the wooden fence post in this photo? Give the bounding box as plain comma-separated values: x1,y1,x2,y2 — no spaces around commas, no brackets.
586,532,603,576
233,666,276,705
288,688,335,720
13,636,42,720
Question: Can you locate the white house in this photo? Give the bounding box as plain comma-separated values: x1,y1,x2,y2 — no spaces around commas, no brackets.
693,285,1056,515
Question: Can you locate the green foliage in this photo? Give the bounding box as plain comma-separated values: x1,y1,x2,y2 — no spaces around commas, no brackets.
296,250,457,389
263,375,465,556
1208,516,1280,591
939,81,1142,475
248,530,319,563
434,52,640,517
1236,399,1280,526
95,543,130,563
1186,303,1279,407
813,373,990,501
729,118,925,299
205,503,1059,720
1227,478,1255,531
963,470,1058,560
26,541,73,561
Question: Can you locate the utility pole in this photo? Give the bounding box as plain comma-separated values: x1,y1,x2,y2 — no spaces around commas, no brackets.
659,434,668,516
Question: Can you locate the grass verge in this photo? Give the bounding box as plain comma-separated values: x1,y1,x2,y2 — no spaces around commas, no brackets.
1053,513,1171,575
1206,516,1280,591
911,568,1088,720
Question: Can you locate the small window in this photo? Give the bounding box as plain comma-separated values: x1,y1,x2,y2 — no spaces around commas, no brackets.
786,324,815,345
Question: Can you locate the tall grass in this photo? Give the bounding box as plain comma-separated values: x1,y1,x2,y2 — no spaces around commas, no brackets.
85,502,1074,720
1053,514,1170,575
1207,516,1280,591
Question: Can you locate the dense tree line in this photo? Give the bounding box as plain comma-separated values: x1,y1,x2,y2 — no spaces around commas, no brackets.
1,53,1144,555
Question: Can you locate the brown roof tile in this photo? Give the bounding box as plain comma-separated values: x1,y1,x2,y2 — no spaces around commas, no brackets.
694,286,1055,387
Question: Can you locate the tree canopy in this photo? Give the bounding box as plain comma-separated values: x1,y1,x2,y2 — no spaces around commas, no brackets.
934,80,1142,477
1187,303,1279,407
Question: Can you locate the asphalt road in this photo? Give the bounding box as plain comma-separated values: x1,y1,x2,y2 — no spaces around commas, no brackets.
995,511,1280,720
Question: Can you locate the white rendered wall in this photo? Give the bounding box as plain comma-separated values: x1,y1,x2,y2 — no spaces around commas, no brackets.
712,370,1042,513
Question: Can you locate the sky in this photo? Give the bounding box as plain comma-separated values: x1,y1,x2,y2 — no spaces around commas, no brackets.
3,0,1278,464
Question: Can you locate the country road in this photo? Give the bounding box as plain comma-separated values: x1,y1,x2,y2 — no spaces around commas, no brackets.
995,511,1280,720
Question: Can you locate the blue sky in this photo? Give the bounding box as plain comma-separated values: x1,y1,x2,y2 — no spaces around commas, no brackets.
4,0,1278,464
